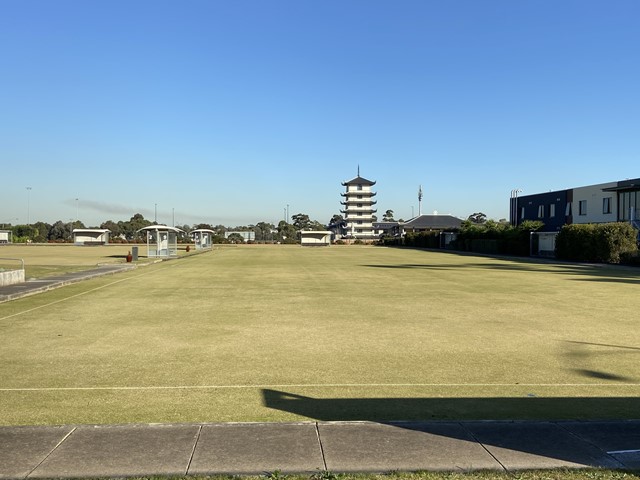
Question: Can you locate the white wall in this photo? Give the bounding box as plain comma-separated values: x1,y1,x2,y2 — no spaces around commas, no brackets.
572,182,617,224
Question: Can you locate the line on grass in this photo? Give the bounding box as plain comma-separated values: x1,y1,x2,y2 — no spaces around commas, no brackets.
0,268,162,322
1,382,639,392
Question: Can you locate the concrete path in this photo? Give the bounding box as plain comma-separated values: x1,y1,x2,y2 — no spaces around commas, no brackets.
1,420,639,478
0,264,136,303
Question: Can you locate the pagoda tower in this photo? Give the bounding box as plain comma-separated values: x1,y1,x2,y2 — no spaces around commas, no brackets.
340,168,377,239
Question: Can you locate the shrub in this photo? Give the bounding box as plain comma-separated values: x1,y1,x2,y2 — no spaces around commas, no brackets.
555,222,638,263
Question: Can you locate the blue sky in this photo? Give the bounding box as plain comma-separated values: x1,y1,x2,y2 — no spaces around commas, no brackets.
1,0,638,227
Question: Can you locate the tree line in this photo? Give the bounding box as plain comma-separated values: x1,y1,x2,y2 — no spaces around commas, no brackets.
2,212,336,244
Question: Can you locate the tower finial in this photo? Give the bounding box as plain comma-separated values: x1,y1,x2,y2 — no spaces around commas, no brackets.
357,164,360,177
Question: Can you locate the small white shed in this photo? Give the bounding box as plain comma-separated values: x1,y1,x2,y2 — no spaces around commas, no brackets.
300,231,332,246
0,230,12,244
138,225,183,257
73,229,110,245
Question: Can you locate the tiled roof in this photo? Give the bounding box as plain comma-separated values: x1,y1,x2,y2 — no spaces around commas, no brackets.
402,214,462,229
341,176,376,186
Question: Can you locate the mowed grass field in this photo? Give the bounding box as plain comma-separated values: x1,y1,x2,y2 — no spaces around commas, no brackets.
0,245,639,426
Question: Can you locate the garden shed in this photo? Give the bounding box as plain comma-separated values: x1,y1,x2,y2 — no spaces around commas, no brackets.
300,231,332,246
73,228,110,245
191,229,215,250
138,225,183,257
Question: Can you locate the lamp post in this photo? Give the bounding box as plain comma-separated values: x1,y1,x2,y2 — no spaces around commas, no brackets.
75,198,79,222
26,187,32,225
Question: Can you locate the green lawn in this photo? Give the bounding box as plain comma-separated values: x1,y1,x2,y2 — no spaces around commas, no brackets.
0,245,639,425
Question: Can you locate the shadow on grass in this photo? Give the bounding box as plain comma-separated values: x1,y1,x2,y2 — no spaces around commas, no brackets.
362,260,640,284
262,389,640,422
262,389,639,468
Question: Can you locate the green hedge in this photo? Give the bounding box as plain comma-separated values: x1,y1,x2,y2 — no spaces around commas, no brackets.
555,223,638,263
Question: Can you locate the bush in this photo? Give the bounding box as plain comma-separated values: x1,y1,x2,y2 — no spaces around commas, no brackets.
555,222,638,263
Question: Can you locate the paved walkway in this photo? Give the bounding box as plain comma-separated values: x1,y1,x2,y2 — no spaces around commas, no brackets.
0,264,137,303
1,420,639,478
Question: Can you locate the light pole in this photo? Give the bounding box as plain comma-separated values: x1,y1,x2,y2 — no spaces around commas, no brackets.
26,187,32,225
75,198,79,222
510,189,522,226
286,204,289,222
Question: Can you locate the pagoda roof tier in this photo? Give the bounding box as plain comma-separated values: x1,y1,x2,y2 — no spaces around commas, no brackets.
340,200,377,205
340,191,377,197
341,176,376,186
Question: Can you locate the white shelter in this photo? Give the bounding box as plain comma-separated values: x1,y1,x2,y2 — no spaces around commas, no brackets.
300,231,332,246
73,228,110,245
138,225,183,257
0,230,12,244
191,229,215,250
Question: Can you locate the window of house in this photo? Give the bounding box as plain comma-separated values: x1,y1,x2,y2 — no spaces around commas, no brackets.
520,207,525,219
537,205,544,218
357,195,362,199
357,220,362,225
357,212,362,216
357,184,363,191
549,204,556,217
579,200,587,215
566,202,572,216
357,203,362,208
603,197,612,214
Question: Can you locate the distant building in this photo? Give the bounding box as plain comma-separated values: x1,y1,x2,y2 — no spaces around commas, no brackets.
513,178,640,232
224,231,255,243
397,214,463,235
72,228,110,245
340,170,377,240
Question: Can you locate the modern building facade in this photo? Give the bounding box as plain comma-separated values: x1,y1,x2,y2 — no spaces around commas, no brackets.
340,173,377,239
513,178,640,232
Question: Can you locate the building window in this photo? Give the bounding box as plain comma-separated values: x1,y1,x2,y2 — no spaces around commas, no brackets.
520,207,525,219
579,200,587,215
566,202,572,216
537,205,544,218
357,212,362,216
357,195,362,199
603,197,612,214
357,229,362,233
549,204,556,217
357,220,362,225
357,203,362,208
357,184,363,191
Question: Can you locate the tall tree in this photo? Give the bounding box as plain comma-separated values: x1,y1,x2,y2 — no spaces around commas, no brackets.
468,212,487,224
383,209,395,221
291,213,311,231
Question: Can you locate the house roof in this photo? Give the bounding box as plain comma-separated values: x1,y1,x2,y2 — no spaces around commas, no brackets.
402,214,462,230
341,176,376,186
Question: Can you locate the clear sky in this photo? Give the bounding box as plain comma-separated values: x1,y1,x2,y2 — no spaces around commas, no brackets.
2,0,639,228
